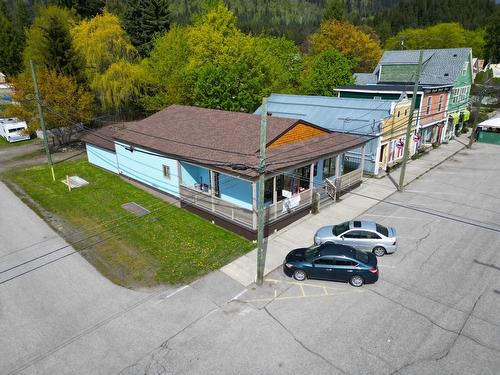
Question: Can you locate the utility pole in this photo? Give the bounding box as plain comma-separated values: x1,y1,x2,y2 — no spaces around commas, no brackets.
398,50,423,192
30,59,55,181
256,97,268,286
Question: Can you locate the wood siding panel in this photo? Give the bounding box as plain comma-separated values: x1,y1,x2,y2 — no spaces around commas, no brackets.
267,123,328,149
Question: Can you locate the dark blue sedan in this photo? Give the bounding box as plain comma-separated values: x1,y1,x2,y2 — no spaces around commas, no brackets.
283,243,378,287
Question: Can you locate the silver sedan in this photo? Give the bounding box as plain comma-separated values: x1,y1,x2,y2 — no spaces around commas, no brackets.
313,220,397,257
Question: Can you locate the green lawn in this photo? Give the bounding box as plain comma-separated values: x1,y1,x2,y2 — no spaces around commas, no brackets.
4,160,255,286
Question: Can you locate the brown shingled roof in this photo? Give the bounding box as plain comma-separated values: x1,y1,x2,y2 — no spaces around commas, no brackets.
82,122,135,151
87,105,370,179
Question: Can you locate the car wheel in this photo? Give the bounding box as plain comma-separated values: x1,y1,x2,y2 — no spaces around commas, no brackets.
349,275,364,287
373,246,386,257
293,269,307,281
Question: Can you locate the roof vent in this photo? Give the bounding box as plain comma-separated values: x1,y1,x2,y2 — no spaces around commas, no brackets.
444,73,449,77
453,54,457,57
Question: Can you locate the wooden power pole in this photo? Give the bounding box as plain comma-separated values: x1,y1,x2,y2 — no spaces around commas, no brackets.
30,59,55,181
256,97,268,286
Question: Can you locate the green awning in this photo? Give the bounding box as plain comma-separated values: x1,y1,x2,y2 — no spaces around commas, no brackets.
462,109,471,122
450,112,460,125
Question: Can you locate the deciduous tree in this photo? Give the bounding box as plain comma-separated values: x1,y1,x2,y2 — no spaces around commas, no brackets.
301,49,354,96
4,69,94,145
309,20,382,72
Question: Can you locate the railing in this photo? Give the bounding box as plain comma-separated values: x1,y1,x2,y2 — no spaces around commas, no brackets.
326,168,363,197
179,184,254,228
264,188,312,223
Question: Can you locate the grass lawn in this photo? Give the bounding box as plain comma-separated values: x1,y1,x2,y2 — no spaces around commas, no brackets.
0,136,37,148
4,160,255,287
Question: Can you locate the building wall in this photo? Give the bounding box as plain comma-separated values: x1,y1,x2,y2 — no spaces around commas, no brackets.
380,99,416,144
448,54,473,114
420,91,449,127
86,144,119,174
181,162,210,188
338,91,423,111
267,123,328,149
219,174,253,210
379,64,418,83
115,142,180,197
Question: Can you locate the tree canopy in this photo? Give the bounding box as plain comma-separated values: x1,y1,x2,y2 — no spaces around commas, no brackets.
484,10,500,63
123,0,171,56
23,6,80,77
301,49,354,96
4,69,94,145
0,14,22,76
309,19,382,72
385,23,486,58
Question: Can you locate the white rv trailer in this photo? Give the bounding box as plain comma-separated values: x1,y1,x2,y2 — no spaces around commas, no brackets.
0,118,30,143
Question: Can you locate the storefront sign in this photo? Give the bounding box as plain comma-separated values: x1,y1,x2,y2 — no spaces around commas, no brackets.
282,189,292,198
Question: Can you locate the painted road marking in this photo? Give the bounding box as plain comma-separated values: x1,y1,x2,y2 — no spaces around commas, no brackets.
242,290,364,303
231,289,248,301
156,285,190,304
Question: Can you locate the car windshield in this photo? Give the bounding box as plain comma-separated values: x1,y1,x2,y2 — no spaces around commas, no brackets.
353,249,369,264
332,222,350,236
376,224,389,237
305,245,321,261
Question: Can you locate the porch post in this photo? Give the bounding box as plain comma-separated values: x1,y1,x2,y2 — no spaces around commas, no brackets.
309,163,314,203
335,154,342,177
252,181,257,230
359,145,365,176
272,176,277,204
210,170,215,212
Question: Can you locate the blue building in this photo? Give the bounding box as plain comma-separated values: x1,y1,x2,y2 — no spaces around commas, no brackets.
83,105,369,239
255,94,415,175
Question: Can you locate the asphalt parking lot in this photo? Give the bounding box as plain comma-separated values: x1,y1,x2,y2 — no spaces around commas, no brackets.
227,145,500,375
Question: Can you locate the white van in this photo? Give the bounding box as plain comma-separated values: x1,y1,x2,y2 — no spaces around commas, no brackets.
0,118,30,143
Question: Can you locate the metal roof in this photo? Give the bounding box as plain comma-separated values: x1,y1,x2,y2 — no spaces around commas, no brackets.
254,94,393,135
355,48,472,86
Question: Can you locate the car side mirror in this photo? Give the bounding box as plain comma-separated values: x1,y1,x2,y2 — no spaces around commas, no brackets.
341,236,345,240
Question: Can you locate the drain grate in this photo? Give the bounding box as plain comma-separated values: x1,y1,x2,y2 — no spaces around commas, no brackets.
121,202,151,216
61,176,89,189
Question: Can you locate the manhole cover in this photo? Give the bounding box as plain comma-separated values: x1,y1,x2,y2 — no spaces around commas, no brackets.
121,202,151,216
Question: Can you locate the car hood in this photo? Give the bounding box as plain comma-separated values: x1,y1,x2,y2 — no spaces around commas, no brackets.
315,225,334,239
285,248,308,263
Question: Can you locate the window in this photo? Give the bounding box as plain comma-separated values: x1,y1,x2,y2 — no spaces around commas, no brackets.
425,96,432,115
438,95,443,113
313,162,318,177
162,165,170,179
333,222,349,236
314,258,335,266
376,224,389,237
334,259,356,267
405,109,408,116
397,111,400,118
366,232,381,239
322,157,336,179
213,171,220,198
343,230,365,239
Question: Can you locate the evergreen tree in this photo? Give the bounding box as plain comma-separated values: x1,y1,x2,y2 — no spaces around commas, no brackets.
124,0,170,56
50,0,105,19
24,6,81,77
485,10,500,63
323,0,346,21
0,14,22,76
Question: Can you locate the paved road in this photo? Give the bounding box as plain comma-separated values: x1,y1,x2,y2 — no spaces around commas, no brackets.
1,143,499,374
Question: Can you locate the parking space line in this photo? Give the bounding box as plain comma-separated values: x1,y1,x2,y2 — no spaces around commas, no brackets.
231,289,248,301
241,289,365,303
299,284,305,296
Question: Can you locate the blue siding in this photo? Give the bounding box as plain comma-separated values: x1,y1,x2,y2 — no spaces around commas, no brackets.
115,142,179,197
219,174,253,210
181,163,210,188
86,144,118,174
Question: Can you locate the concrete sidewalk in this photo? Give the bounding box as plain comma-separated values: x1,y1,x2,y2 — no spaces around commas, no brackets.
221,134,469,286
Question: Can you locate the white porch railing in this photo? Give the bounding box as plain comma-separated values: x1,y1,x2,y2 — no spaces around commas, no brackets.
325,168,363,197
264,188,312,223
179,184,254,228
